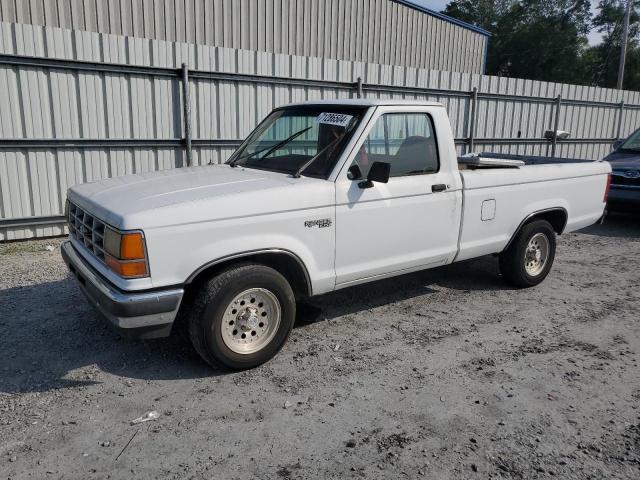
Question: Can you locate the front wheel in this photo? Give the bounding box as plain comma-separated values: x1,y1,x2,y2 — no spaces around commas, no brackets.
499,219,556,288
188,264,296,369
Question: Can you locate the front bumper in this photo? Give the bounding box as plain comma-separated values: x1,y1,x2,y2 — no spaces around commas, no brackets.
61,241,184,339
607,185,640,212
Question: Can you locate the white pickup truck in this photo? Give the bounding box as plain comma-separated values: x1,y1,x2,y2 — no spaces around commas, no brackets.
62,100,611,369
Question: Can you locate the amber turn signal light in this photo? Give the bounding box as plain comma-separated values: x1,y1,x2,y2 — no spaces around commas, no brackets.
120,232,146,260
105,256,148,278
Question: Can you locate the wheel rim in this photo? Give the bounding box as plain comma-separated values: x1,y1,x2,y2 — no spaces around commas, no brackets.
221,288,281,355
524,233,550,277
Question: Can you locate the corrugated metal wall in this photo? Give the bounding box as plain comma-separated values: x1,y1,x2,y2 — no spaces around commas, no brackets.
0,0,488,73
1,21,640,241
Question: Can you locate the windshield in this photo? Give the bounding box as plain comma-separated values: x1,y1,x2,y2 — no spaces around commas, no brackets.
620,128,640,152
227,106,366,178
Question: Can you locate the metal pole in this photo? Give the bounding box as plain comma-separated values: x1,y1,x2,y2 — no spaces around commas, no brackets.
181,63,192,167
617,0,632,90
356,77,363,98
551,94,562,158
468,87,478,153
617,100,625,139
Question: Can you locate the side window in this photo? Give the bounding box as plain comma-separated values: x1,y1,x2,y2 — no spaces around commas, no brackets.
351,113,439,178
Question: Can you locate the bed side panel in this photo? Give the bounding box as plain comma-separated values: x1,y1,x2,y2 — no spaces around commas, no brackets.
456,162,610,262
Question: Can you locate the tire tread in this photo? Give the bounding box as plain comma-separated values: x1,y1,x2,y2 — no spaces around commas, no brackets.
187,263,295,369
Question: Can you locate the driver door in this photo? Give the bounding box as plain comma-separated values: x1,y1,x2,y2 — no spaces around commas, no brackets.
334,107,461,286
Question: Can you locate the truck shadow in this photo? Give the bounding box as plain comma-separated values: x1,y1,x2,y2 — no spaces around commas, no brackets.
0,256,505,394
0,276,216,394
296,255,506,326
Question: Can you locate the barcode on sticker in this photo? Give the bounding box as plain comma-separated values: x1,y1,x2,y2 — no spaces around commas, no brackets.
316,112,353,127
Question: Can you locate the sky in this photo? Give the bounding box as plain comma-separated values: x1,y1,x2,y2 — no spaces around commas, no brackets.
419,0,605,45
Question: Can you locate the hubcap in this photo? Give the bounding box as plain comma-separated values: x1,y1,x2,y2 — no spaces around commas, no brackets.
221,288,281,354
524,233,549,277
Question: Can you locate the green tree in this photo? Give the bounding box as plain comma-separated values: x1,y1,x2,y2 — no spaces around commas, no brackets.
441,0,515,29
579,1,640,89
444,0,592,84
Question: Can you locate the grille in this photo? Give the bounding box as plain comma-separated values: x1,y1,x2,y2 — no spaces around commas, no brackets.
67,201,107,263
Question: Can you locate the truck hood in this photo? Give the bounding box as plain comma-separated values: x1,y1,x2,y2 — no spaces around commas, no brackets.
602,151,640,169
68,164,331,230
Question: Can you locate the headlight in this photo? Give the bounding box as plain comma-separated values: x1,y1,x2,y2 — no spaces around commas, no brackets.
104,228,121,257
104,228,149,278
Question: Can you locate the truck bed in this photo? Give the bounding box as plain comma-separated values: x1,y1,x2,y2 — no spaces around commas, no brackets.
454,154,610,262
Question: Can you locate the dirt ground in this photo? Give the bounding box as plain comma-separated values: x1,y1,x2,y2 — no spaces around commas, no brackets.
1,214,639,480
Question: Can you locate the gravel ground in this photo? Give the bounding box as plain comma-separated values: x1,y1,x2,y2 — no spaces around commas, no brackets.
1,214,639,480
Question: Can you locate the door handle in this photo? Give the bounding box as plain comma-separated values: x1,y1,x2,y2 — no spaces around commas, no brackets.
431,184,447,193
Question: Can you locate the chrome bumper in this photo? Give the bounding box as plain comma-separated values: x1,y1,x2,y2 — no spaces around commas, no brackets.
61,240,183,339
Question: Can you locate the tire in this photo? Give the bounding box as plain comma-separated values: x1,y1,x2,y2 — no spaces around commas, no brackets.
188,263,296,370
499,219,556,288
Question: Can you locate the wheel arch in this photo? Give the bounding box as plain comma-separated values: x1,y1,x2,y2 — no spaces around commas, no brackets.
503,207,567,252
185,249,313,298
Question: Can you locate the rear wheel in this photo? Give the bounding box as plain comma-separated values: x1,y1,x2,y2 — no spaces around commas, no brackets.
188,264,296,369
499,219,556,288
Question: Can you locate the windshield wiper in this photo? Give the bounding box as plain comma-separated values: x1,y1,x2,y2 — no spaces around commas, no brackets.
229,127,311,167
292,134,344,178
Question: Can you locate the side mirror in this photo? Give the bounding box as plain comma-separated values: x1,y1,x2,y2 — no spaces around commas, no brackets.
613,139,624,150
358,161,390,189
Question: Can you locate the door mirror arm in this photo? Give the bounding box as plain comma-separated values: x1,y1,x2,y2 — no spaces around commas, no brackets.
347,164,363,180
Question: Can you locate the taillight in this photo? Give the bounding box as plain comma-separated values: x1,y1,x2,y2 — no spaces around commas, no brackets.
104,228,149,278
603,173,612,203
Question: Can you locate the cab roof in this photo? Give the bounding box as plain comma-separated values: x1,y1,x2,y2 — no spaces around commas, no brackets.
284,99,445,108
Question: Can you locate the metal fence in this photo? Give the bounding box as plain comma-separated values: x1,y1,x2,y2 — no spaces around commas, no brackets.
2,21,640,240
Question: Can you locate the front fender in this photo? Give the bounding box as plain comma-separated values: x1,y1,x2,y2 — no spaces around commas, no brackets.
143,206,336,295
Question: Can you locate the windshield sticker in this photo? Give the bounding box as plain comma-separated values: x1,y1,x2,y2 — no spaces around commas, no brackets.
316,112,353,127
